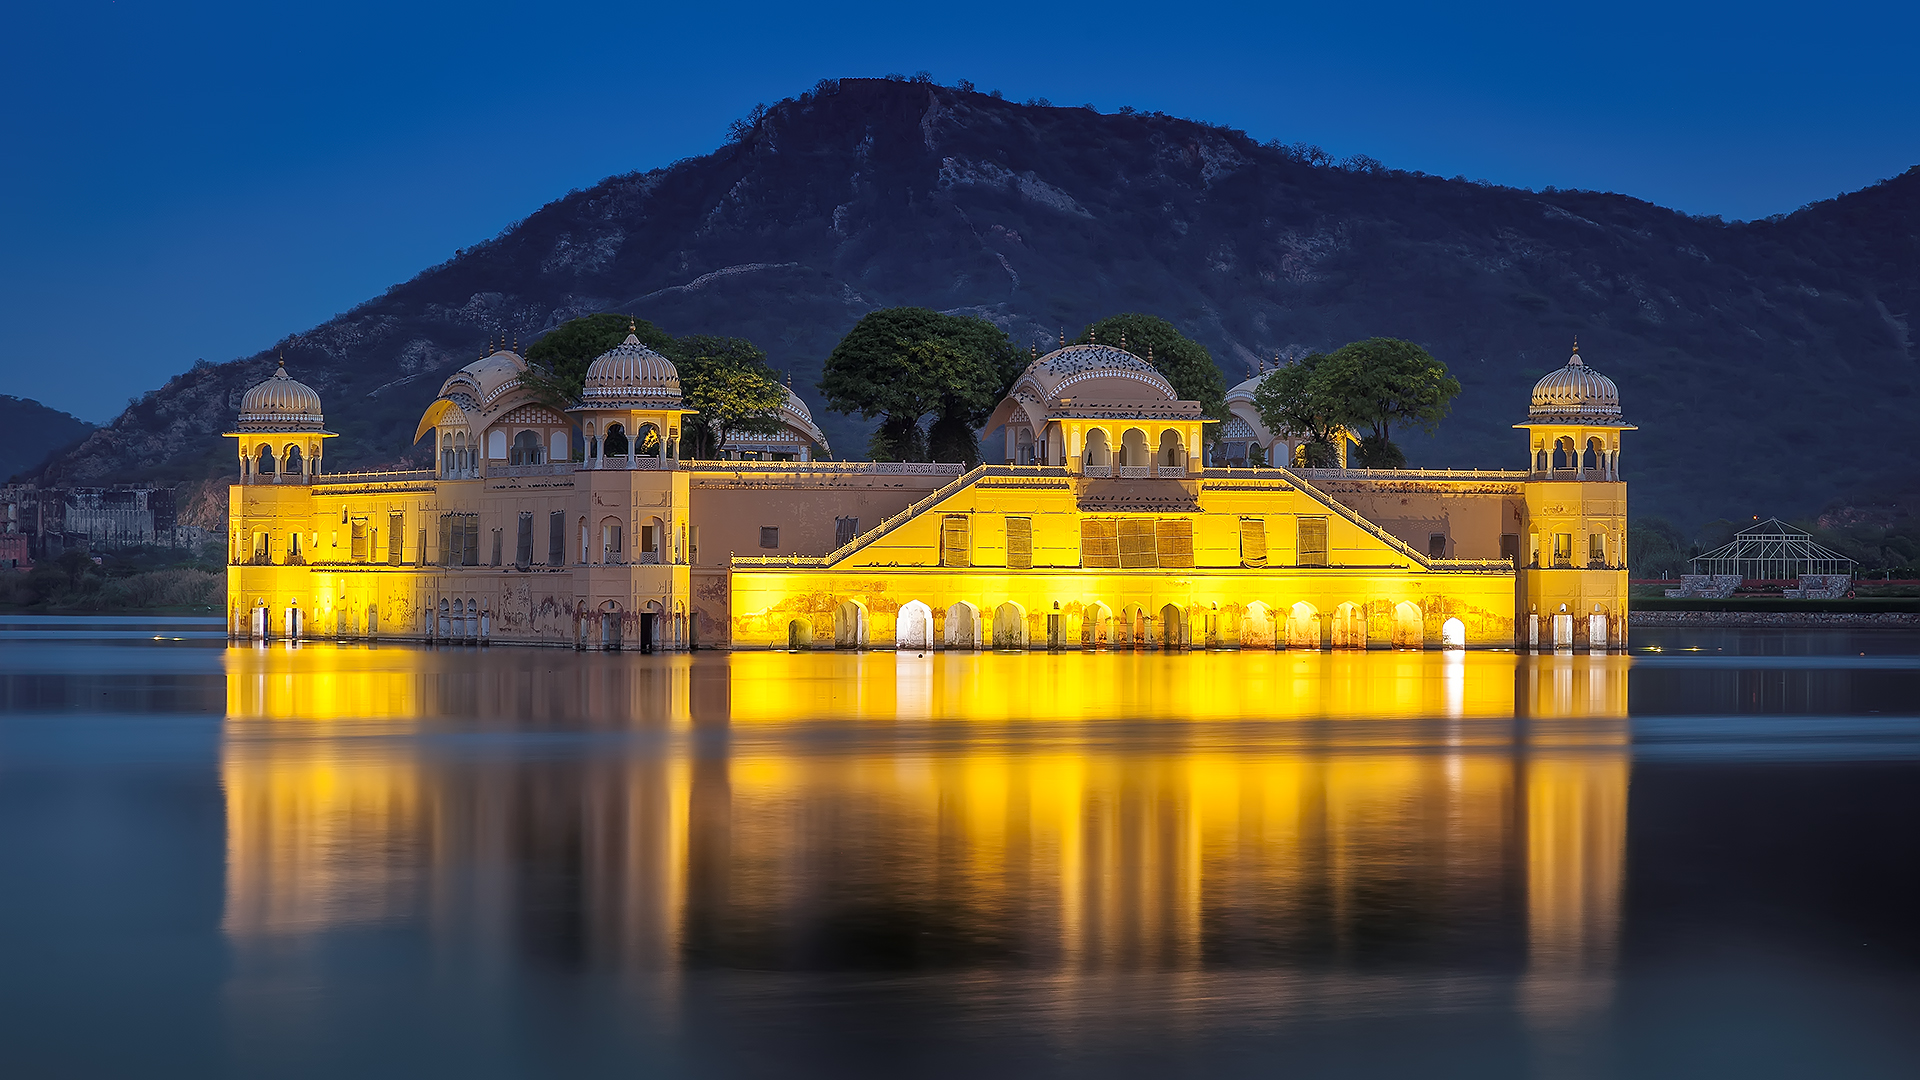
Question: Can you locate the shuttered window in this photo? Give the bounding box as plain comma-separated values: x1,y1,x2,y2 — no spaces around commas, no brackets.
490,528,503,566
516,512,534,568
350,520,368,561
1155,519,1194,568
1240,518,1268,568
388,512,404,565
941,515,971,568
1006,517,1032,569
548,511,566,566
1118,519,1158,569
1081,518,1119,568
1298,516,1328,567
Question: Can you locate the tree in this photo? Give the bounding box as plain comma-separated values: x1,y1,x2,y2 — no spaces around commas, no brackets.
1312,338,1460,466
675,334,786,459
1074,314,1227,434
1251,353,1348,467
819,308,1012,462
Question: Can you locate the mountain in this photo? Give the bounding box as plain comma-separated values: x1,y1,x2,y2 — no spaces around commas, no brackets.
1,396,94,483
39,77,1919,524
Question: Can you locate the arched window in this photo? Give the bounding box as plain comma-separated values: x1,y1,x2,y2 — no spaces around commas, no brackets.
604,424,629,457
256,445,276,475
1083,429,1111,468
1159,429,1184,468
511,429,543,465
1120,428,1149,467
284,444,303,476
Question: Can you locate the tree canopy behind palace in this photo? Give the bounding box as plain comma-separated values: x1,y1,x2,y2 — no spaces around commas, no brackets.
522,314,787,459
1074,314,1228,435
1252,337,1460,468
818,307,1021,463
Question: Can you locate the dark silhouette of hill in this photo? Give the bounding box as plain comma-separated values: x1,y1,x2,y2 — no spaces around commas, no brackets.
40,77,1919,523
1,396,94,483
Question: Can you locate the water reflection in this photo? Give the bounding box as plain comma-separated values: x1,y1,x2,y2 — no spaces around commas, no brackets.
221,647,1629,1028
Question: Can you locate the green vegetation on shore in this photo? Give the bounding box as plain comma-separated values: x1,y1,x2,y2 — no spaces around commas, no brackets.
0,545,224,613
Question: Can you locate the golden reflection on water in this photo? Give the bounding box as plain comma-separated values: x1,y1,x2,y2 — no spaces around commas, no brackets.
222,646,1628,1022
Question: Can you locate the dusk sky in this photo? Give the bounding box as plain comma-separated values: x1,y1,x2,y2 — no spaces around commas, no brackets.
4,0,1915,423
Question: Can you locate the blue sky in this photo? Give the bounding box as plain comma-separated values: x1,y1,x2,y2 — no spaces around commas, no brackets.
3,0,1915,422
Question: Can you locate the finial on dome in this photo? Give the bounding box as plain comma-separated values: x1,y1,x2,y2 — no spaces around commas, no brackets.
1058,327,1065,348
1146,342,1153,364
786,370,792,388
1569,337,1584,367
1030,343,1038,359
1090,328,1098,344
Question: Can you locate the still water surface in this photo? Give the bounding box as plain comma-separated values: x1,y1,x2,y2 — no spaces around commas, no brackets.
1,617,1916,1077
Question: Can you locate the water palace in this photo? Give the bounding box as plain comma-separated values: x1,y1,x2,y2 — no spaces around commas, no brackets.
226,333,1631,651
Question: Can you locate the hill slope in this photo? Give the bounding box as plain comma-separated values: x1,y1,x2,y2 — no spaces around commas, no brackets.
41,78,1919,523
1,396,94,483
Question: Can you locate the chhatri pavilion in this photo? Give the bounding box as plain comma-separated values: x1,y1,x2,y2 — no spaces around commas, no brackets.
226,334,1631,651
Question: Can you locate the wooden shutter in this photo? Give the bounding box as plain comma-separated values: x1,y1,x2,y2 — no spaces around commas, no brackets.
1241,518,1268,568
350,520,368,561
941,515,971,567
1118,519,1158,568
463,515,481,566
388,513,404,565
1080,518,1119,568
516,513,534,568
1298,516,1328,567
1155,519,1194,569
549,512,566,566
1006,517,1033,569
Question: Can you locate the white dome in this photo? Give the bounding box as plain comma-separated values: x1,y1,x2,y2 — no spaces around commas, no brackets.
1021,344,1177,402
235,361,326,431
1529,346,1622,422
581,332,683,407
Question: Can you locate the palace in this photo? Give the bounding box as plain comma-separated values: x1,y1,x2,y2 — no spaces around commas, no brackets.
226,332,1631,651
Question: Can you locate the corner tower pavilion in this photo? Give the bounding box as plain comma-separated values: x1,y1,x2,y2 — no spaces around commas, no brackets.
226,337,1630,651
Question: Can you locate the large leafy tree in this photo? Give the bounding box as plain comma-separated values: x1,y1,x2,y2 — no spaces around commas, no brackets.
819,307,1015,463
675,334,786,459
1074,314,1228,433
1252,337,1460,468
1314,338,1460,467
1251,353,1348,467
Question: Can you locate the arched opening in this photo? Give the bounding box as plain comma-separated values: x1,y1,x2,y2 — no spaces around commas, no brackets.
642,515,664,563
1392,601,1424,648
1014,427,1035,465
601,601,624,651
550,430,570,463
599,516,624,564
1120,427,1149,467
1159,603,1185,649
1082,602,1112,649
486,429,507,461
1552,436,1575,471
284,444,303,476
992,601,1027,650
834,600,868,649
1158,429,1185,471
1083,429,1111,472
1589,604,1610,651
1332,602,1365,648
1242,601,1276,648
604,423,629,458
1113,604,1146,648
638,423,662,457
1285,601,1320,649
511,429,543,465
896,600,933,650
1441,617,1467,649
437,598,451,640
256,445,276,476
251,599,269,640
285,601,302,641
945,602,980,650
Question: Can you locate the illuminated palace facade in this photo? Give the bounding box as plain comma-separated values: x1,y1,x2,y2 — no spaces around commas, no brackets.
226,334,1631,650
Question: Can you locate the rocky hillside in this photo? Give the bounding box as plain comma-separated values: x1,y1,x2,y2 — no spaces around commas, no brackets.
1,396,94,483
40,77,1919,523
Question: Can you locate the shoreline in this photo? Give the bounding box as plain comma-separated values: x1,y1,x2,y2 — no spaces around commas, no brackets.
1631,610,1920,628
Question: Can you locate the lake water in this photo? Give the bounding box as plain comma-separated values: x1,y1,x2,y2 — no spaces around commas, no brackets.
1,616,1916,1078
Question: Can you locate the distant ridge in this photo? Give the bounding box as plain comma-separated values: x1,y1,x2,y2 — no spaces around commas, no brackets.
38,76,1920,522
1,396,94,483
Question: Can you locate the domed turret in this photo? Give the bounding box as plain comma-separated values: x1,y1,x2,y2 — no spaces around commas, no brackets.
236,360,327,431
1528,344,1622,423
582,331,683,407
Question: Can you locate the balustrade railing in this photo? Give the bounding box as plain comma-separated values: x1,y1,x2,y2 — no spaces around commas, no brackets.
1156,464,1186,478
1082,463,1112,478
1119,465,1151,479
